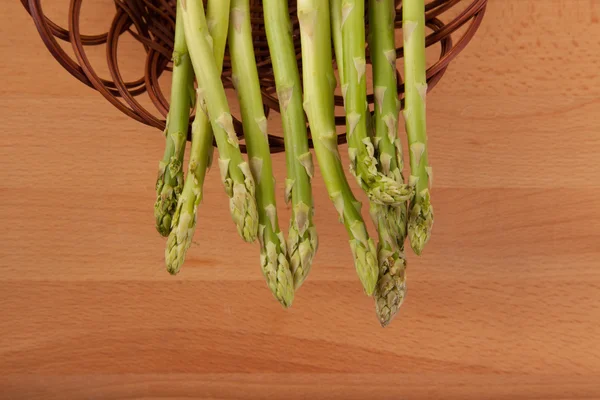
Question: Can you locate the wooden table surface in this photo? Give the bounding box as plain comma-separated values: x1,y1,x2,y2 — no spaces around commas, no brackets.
1,0,599,398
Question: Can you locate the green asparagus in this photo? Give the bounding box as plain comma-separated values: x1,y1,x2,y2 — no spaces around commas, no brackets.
263,0,318,290
368,0,409,325
154,3,194,236
369,0,405,193
229,0,294,307
165,0,231,274
330,0,345,86
403,0,433,255
298,0,378,296
180,0,258,243
338,0,413,206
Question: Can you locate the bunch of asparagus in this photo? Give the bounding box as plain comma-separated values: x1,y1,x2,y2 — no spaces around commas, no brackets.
154,0,433,326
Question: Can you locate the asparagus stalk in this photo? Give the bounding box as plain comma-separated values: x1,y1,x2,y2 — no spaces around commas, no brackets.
154,4,194,236
369,0,409,325
369,0,405,191
263,0,318,289
403,0,433,255
330,0,345,86
165,0,231,274
298,0,378,296
180,0,258,243
338,0,413,207
229,0,294,307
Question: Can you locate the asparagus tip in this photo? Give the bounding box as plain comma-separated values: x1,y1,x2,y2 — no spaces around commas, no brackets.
289,225,319,290
230,182,259,243
155,165,184,237
261,241,295,308
155,213,172,237
408,189,433,255
165,207,196,276
355,148,414,206
350,238,379,296
155,194,175,237
374,253,407,327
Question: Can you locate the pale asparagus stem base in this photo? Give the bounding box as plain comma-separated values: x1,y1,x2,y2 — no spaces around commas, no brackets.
154,0,193,237
298,0,377,295
180,0,258,244
230,0,294,307
165,0,231,275
263,0,318,290
403,0,433,255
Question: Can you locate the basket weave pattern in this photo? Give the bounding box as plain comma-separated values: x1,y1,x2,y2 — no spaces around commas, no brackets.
22,0,487,153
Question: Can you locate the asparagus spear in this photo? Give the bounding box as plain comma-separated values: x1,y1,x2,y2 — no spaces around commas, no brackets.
228,0,294,307
338,0,413,207
369,0,405,193
165,0,231,274
330,0,345,85
263,0,318,289
154,3,194,236
337,0,409,320
403,0,433,255
180,0,258,243
369,0,408,325
298,0,378,296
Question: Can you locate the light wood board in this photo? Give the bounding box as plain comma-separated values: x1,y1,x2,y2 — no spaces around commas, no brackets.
1,0,599,398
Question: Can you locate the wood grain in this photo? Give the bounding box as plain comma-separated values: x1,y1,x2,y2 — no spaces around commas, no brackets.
1,0,599,398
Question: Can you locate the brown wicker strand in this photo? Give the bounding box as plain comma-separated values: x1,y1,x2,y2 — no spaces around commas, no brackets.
22,0,487,153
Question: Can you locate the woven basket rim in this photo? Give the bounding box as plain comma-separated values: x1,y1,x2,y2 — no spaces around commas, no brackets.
21,0,488,152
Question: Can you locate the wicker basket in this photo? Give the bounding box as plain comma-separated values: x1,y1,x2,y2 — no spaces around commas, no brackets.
21,0,487,153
